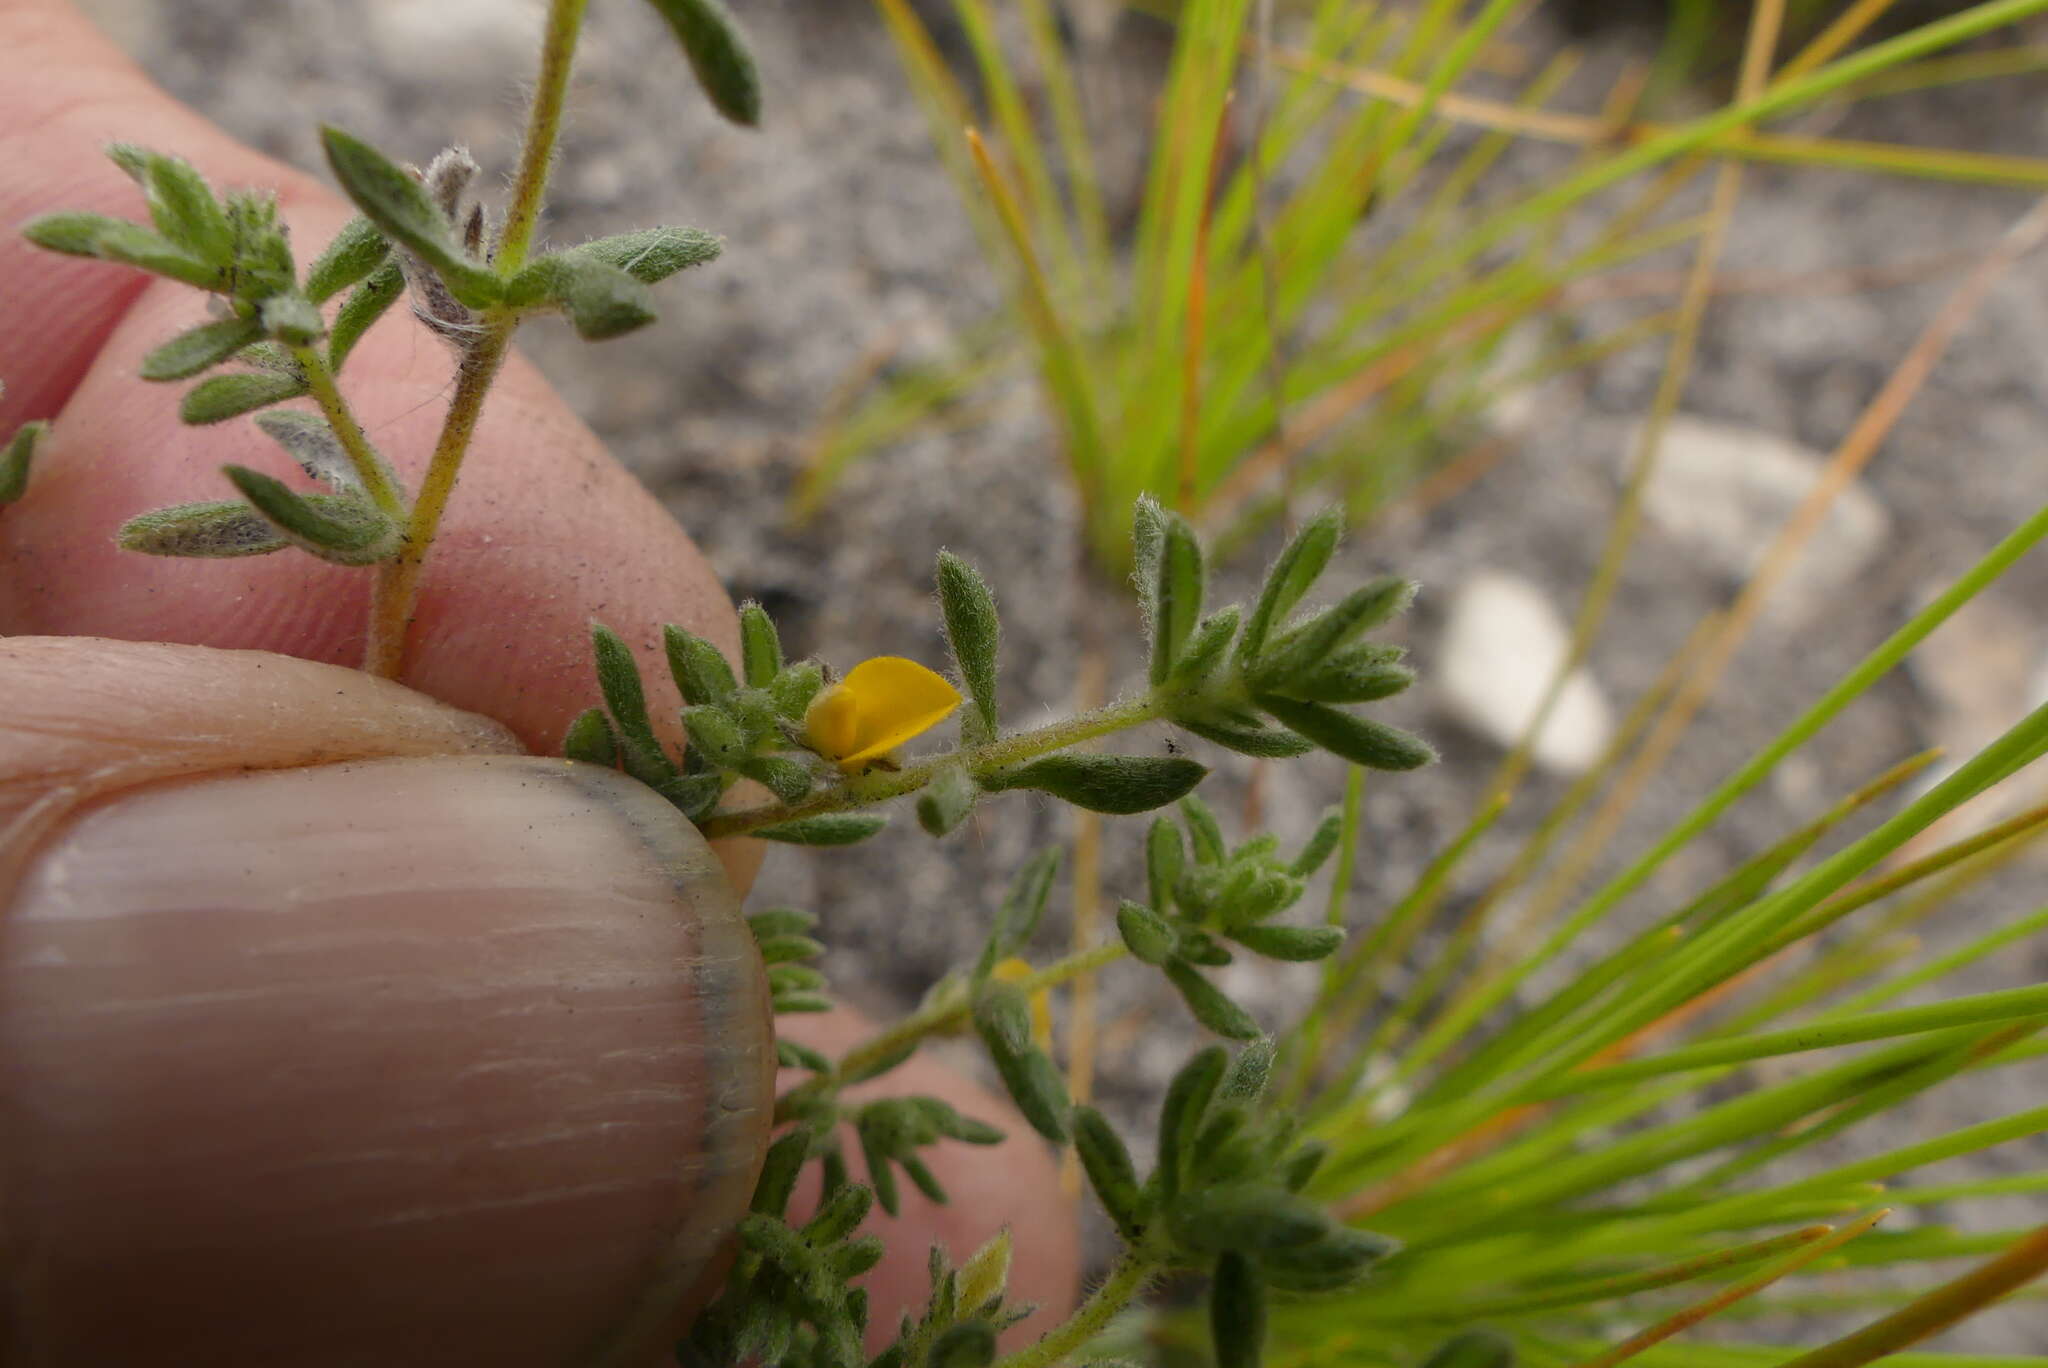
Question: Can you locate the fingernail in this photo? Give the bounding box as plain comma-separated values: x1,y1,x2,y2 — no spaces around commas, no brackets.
1,755,771,1367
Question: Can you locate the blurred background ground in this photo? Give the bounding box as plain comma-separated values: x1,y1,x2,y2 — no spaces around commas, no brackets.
70,0,2048,1347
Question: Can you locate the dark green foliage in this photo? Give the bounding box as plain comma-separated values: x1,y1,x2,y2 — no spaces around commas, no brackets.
222,465,396,565
973,848,1061,980
328,257,405,371
642,0,764,125
987,752,1208,814
1,421,48,507
937,550,1001,743
505,252,658,339
116,499,288,558
319,127,501,308
1420,1330,1515,1368
180,370,310,425
140,318,265,382
303,215,390,303
757,813,890,846
972,980,1069,1141
566,225,722,283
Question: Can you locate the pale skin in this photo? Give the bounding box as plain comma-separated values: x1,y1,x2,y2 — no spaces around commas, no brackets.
0,1,1080,1362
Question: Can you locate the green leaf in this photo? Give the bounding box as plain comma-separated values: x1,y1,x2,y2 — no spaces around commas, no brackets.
805,1179,875,1245
987,753,1207,815
641,0,763,125
1419,1329,1515,1368
1180,796,1227,864
748,906,817,939
936,551,1002,744
971,980,1034,1055
654,773,722,820
664,623,739,707
1279,1141,1327,1193
180,371,309,425
259,291,325,346
975,848,1062,979
1210,1253,1266,1368
23,212,222,289
1157,1046,1227,1200
1167,606,1240,688
1149,508,1205,687
1116,900,1176,966
108,144,234,266
751,1130,811,1219
756,813,889,846
768,660,824,718
568,225,722,283
318,127,501,309
115,499,287,558
682,704,748,766
1,421,48,506
734,754,813,804
1132,495,1167,594
1228,923,1344,962
304,215,390,303
1223,1039,1275,1101
1290,810,1343,878
972,981,1068,1141
328,256,404,372
755,934,825,966
1260,1227,1400,1293
776,1037,832,1073
1268,651,1416,705
590,623,678,786
987,1043,1069,1144
1252,577,1416,689
1256,697,1436,771
1147,817,1185,914
562,707,620,767
917,763,977,837
1176,716,1315,759
505,252,658,340
1073,1107,1146,1240
737,601,783,687
1168,1187,1327,1254
254,411,363,492
1239,508,1343,665
139,317,265,382
930,1322,998,1368
222,465,398,565
1165,960,1261,1040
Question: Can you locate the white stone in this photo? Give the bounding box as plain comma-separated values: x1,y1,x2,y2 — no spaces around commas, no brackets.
1439,571,1614,776
367,0,546,85
1632,415,1891,624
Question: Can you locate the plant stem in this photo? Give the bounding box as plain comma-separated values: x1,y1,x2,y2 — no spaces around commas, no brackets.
779,941,1127,1122
991,1252,1158,1368
365,326,512,677
292,345,406,520
361,0,586,677
497,0,589,275
702,694,1163,839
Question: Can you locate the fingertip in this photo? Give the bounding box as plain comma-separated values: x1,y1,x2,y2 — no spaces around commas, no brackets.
0,753,773,1365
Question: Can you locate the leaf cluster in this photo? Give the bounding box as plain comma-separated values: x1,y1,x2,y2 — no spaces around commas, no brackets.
1113,798,1346,1041
567,616,858,839
1075,1042,1399,1368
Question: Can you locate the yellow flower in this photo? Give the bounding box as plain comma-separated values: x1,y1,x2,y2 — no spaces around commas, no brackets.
990,957,1054,1049
804,656,963,771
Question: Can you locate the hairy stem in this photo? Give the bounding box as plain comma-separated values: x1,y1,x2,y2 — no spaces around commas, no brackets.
778,941,1128,1123
991,1252,1159,1368
365,327,512,677
496,0,590,275
702,695,1165,839
292,345,406,519
362,0,586,676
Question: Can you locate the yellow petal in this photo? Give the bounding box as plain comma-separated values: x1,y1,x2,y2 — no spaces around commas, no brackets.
803,656,963,770
803,680,864,762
